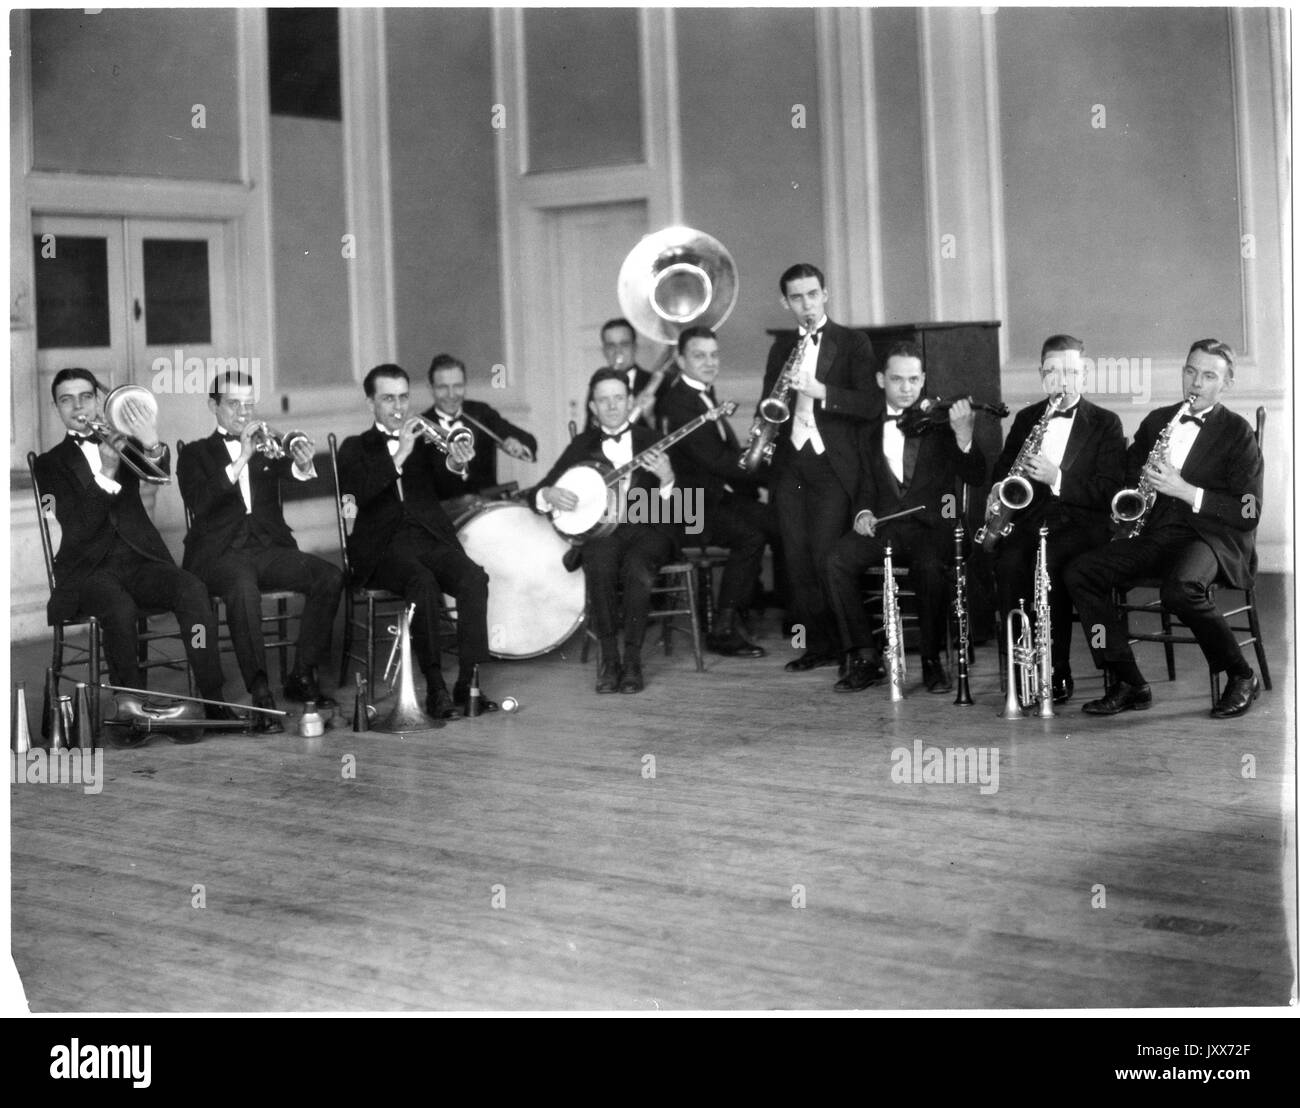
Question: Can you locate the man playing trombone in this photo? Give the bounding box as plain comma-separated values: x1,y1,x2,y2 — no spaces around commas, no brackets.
1064,339,1264,718
986,335,1125,703
35,368,230,737
421,353,537,505
177,370,344,730
825,343,985,693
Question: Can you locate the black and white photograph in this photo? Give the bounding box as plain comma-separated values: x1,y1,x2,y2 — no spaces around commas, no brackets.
4,2,1295,1036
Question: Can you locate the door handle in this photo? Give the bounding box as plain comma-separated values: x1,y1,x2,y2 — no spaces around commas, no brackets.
133,298,142,321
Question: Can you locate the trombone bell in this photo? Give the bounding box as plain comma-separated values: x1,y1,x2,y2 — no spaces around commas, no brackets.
85,384,171,485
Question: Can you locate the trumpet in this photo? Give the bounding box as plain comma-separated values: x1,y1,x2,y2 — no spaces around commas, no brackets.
410,415,475,475
1001,525,1054,719
79,384,171,485
252,423,318,477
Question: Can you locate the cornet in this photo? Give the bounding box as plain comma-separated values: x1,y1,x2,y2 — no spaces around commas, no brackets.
1001,526,1054,719
252,423,318,477
410,415,475,475
78,384,172,485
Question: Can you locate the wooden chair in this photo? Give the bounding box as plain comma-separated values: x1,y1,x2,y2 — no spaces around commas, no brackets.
1113,406,1271,705
580,561,705,673
27,451,193,733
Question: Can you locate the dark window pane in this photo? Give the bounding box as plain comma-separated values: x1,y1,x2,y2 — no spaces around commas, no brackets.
143,239,212,345
34,235,111,349
268,8,342,120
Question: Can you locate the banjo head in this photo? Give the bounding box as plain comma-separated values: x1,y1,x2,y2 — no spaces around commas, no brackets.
551,463,616,538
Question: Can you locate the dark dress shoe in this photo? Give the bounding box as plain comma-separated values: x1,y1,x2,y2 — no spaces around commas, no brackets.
250,689,286,734
619,658,645,694
1210,673,1260,719
705,629,766,658
1050,673,1074,704
784,651,838,673
596,660,622,694
283,669,338,709
834,656,883,693
1082,681,1152,715
453,682,499,713
922,658,953,694
425,683,461,720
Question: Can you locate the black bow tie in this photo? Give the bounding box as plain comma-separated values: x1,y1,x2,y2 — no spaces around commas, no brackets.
1051,407,1076,420
70,431,103,445
883,414,903,423
801,326,824,346
602,429,629,444
219,432,242,443
381,430,401,441
1179,413,1206,427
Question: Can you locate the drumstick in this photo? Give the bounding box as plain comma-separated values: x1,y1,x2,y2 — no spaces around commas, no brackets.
873,505,926,526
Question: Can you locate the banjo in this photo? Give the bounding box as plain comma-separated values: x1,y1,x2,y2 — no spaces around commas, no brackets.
549,401,738,544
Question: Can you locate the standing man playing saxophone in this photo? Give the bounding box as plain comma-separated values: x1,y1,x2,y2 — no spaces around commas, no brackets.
986,335,1125,702
1065,339,1263,718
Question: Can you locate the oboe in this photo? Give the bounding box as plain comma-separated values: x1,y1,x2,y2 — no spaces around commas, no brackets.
952,524,973,706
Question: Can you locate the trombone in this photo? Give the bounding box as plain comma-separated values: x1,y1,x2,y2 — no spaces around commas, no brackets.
79,384,172,485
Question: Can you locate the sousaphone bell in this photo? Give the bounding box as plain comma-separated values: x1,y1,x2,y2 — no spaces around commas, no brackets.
616,226,738,346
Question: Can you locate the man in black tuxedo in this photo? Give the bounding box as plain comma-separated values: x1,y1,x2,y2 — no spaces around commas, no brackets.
762,263,880,671
582,318,669,431
1065,339,1263,718
658,325,773,657
178,371,344,730
534,368,678,693
421,353,537,505
986,335,1126,702
826,342,986,693
337,365,498,719
35,368,228,740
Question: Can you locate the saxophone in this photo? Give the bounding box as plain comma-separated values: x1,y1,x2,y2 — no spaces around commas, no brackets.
739,332,808,472
975,393,1064,552
883,541,906,701
1002,526,1054,719
1110,402,1189,539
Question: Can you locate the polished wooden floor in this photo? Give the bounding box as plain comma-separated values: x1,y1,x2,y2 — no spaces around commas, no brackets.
9,578,1296,1011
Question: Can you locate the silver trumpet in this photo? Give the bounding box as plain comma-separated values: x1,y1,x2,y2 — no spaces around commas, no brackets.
252,423,318,477
883,542,906,701
1001,525,1055,719
410,415,475,475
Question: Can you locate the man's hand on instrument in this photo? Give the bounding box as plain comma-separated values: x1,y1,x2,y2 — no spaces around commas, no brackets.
1145,458,1196,504
985,488,1002,516
237,421,261,462
854,510,878,538
541,486,578,512
448,439,475,469
502,436,533,462
1024,454,1059,486
948,397,975,446
796,368,827,401
290,435,316,472
643,447,673,485
116,396,160,449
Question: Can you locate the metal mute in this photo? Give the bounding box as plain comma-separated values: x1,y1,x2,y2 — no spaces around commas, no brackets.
72,682,97,750
12,683,32,754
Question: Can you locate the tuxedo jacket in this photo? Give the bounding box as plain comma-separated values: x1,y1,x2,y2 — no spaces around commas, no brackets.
855,421,987,531
761,320,879,499
531,424,672,507
34,435,176,621
1129,402,1262,588
336,427,464,585
582,364,670,431
177,431,298,574
657,376,764,508
419,398,537,500
991,396,1126,543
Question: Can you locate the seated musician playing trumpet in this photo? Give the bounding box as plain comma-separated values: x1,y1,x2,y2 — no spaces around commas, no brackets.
532,368,679,694
35,368,231,740
985,335,1125,703
337,364,499,719
422,353,538,507
1064,339,1263,719
825,343,986,693
177,371,344,730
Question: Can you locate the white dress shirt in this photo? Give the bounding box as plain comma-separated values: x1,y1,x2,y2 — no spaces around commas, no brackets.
71,433,122,495
1037,398,1080,497
1165,404,1211,513
789,315,828,454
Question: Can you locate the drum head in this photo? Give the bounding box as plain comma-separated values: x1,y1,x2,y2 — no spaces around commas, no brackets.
454,502,587,659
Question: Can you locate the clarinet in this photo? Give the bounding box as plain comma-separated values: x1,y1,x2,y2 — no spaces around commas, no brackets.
952,524,973,706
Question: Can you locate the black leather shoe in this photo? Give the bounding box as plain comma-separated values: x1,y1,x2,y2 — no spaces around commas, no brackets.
424,682,460,720
922,658,953,694
706,630,766,658
1050,672,1074,704
784,651,838,673
619,657,645,694
453,681,499,713
250,688,285,734
834,656,883,693
1082,681,1152,715
596,658,622,693
1210,673,1260,719
284,668,338,709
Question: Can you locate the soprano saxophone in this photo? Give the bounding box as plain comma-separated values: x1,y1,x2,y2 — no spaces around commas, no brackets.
883,541,906,701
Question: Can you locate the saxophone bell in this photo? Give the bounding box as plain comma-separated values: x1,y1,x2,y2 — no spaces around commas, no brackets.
996,475,1034,511
1110,487,1150,524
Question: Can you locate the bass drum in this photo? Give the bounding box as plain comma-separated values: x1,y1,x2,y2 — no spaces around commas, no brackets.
453,502,587,659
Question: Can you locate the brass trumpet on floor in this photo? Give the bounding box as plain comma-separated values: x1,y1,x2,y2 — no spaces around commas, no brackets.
1002,526,1054,719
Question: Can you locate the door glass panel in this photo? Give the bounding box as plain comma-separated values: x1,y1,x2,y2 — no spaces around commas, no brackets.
142,238,212,345
33,235,111,349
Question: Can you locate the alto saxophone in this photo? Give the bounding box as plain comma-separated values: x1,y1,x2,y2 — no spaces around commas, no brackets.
1110,401,1189,539
739,332,808,472
976,393,1064,551
1001,525,1054,719
883,541,906,701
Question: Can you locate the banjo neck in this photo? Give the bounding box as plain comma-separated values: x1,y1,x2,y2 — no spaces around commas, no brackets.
602,401,738,487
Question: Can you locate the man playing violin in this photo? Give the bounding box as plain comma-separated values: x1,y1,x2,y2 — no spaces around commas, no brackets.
337,364,498,720
533,368,678,693
177,370,344,730
35,368,230,739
